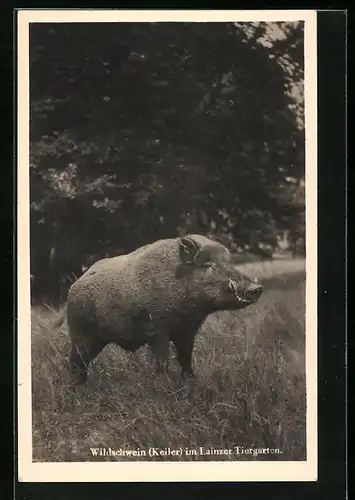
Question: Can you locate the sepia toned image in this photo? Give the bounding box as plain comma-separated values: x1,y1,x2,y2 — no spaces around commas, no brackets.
18,10,317,482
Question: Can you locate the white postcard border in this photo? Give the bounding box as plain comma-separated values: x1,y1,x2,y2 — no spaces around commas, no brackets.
17,9,318,482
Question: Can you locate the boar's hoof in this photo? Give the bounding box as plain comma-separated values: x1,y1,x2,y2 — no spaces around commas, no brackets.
181,368,195,380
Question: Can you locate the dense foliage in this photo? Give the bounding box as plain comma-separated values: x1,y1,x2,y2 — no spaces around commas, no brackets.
29,22,305,300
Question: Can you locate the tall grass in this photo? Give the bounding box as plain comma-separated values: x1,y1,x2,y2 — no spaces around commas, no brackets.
31,260,306,462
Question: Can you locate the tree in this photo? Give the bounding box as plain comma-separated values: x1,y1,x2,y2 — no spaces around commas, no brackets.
29,22,305,301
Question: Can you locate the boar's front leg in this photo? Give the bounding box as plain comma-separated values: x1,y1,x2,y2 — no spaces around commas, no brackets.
172,333,195,378
148,334,170,375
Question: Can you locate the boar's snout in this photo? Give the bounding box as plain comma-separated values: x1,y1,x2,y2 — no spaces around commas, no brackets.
228,276,263,305
245,281,263,302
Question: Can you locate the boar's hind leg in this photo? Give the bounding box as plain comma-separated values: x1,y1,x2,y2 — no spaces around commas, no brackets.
172,334,195,378
148,334,170,375
69,339,107,385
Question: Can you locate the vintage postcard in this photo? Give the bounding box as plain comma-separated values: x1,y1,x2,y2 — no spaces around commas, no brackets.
17,9,317,482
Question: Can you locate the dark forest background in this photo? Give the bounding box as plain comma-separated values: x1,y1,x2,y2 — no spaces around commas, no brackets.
29,21,306,301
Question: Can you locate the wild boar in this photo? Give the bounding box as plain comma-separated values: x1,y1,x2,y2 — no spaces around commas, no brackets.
64,234,263,383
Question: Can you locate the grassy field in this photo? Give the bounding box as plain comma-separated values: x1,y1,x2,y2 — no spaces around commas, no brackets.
31,259,306,462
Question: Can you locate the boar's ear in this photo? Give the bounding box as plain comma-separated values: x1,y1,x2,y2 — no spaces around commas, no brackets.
179,236,201,264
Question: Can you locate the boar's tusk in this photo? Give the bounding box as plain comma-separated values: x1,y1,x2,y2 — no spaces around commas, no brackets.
228,278,249,303
228,279,237,293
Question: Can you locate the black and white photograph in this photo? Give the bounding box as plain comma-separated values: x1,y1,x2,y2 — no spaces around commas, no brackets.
17,10,317,482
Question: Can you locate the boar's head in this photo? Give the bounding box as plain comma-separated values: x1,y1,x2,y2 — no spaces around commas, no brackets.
177,235,263,312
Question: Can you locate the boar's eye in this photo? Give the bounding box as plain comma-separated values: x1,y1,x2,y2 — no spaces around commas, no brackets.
204,262,216,271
